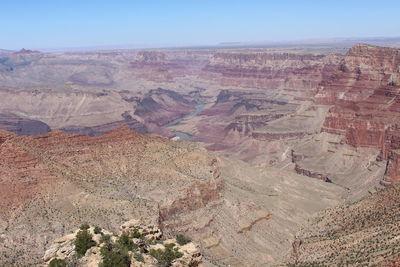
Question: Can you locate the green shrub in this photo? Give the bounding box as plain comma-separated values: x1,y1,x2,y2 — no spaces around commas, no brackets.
48,258,67,267
79,223,90,230
149,243,183,267
133,252,145,262
100,242,131,267
100,234,111,244
117,233,137,251
94,226,102,234
75,229,96,257
176,234,191,246
131,227,142,238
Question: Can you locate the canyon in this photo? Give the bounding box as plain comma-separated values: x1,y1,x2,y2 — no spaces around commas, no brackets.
0,127,342,266
0,43,400,266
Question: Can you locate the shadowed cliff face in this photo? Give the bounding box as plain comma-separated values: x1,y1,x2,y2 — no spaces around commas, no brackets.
0,113,51,135
134,88,196,126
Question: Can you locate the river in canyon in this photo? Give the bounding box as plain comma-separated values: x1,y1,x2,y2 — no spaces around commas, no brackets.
165,92,207,140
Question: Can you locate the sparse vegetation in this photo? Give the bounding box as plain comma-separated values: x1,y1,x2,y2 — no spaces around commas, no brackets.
100,234,111,244
98,230,143,266
79,223,90,231
45,221,198,267
131,227,142,238
94,226,102,234
149,243,183,267
48,258,67,267
100,242,131,267
133,252,145,262
116,233,138,251
176,234,191,246
291,186,400,266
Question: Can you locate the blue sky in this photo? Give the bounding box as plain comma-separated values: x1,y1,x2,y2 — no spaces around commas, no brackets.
1,0,399,50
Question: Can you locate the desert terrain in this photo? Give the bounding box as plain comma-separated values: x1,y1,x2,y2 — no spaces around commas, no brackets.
0,42,400,266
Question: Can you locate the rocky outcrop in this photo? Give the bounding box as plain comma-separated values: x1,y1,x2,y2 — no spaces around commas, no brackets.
294,163,331,182
252,131,308,141
383,150,400,184
44,221,202,267
159,159,223,222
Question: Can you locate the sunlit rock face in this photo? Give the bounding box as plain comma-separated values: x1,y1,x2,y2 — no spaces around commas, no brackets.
315,44,400,183
202,52,341,92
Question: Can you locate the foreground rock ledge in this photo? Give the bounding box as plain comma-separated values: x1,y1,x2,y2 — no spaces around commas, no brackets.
44,219,202,267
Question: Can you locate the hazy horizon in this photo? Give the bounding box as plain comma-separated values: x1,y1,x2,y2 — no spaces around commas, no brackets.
2,0,400,50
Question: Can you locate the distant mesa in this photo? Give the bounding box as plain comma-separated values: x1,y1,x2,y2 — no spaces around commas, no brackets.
13,48,41,54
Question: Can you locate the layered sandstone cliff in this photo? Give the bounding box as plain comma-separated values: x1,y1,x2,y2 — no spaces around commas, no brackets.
202,51,341,92
316,44,400,183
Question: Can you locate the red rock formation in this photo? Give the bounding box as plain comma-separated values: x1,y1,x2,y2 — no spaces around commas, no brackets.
0,126,222,217
0,130,54,213
383,150,400,184
316,44,400,183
